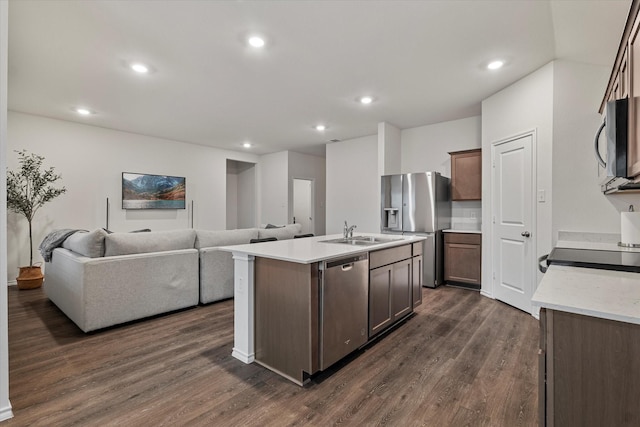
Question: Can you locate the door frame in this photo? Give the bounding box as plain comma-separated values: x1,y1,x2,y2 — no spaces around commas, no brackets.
291,176,315,235
488,129,537,314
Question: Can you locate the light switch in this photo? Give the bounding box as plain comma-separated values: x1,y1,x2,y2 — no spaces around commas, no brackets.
537,190,546,203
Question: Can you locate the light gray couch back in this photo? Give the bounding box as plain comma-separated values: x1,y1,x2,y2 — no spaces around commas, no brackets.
104,229,197,257
195,228,259,249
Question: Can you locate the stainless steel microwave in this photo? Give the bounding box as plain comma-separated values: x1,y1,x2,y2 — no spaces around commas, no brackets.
594,98,640,193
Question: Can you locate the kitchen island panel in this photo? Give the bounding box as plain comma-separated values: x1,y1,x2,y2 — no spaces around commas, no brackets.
254,257,319,385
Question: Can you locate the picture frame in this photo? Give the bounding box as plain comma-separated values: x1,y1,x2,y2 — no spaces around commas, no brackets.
122,172,186,209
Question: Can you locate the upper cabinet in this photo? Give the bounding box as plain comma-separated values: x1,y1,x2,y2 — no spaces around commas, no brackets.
449,148,482,201
601,0,640,178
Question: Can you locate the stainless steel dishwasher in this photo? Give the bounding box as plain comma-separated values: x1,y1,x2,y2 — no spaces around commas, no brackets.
320,253,369,370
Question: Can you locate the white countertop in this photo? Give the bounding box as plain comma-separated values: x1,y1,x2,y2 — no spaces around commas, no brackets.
532,265,640,325
217,232,425,264
443,229,481,234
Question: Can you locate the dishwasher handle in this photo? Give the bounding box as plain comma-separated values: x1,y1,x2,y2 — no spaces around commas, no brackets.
325,254,368,269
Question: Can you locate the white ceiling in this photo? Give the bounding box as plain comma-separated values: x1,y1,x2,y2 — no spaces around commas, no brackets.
7,0,631,157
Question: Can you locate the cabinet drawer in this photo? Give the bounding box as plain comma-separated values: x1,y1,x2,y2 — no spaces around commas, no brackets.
412,242,423,256
369,244,412,270
444,232,481,245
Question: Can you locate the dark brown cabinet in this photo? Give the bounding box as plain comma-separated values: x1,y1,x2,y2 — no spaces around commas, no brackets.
369,245,413,338
539,308,640,426
444,232,481,287
601,1,640,178
449,148,481,201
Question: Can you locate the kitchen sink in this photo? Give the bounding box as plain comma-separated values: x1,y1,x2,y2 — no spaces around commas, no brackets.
320,236,402,246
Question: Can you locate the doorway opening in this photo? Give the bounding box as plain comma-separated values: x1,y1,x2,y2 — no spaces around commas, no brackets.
226,160,256,230
292,178,314,235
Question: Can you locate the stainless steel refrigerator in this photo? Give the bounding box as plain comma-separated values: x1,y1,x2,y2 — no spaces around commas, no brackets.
380,172,451,287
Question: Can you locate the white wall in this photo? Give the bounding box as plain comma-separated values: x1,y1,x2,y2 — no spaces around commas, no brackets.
482,62,555,298
326,135,379,234
226,172,238,229
552,60,640,237
288,151,326,236
237,165,256,228
401,115,483,229
401,116,482,176
326,117,483,235
259,151,289,226
6,112,258,280
0,0,13,421
378,122,401,175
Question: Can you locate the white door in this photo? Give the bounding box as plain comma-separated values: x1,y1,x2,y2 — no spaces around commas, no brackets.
492,133,535,313
293,179,313,234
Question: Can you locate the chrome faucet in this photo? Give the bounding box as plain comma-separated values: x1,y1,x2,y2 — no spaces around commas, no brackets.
343,221,357,238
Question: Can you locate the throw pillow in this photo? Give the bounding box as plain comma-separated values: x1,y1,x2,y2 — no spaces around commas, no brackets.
62,228,109,258
265,223,284,229
258,223,302,240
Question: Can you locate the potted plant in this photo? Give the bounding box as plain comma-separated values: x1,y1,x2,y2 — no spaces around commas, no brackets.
7,150,66,289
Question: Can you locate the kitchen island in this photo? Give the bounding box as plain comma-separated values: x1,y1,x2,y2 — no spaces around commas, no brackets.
532,263,640,426
219,233,425,385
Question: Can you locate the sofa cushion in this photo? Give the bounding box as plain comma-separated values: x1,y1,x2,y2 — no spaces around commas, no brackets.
258,223,302,240
62,228,108,258
195,228,258,249
104,229,196,257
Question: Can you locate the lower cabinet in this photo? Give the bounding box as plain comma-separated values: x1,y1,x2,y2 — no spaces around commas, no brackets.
369,244,413,338
539,308,640,426
444,232,481,286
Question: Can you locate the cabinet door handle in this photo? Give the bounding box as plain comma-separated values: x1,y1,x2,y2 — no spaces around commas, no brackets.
521,231,531,237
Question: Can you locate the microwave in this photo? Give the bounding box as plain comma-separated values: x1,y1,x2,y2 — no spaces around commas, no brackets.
595,98,640,193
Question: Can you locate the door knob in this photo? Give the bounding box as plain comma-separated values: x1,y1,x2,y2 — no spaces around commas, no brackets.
521,231,531,237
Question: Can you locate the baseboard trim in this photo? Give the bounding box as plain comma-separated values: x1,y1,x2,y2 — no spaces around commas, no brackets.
231,348,254,364
480,289,493,299
0,404,14,422
6,280,16,287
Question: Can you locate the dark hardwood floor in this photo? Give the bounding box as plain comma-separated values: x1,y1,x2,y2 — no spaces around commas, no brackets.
5,285,539,426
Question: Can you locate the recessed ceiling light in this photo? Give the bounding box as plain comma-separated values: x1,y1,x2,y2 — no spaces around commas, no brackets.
243,142,252,148
75,107,92,116
248,36,266,48
130,63,149,73
487,60,504,70
359,96,374,105
315,124,326,131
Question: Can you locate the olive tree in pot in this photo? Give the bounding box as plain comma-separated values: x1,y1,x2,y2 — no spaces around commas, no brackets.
7,150,66,289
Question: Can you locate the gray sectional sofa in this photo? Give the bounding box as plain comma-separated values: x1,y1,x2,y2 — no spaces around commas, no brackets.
44,224,302,332
196,224,302,304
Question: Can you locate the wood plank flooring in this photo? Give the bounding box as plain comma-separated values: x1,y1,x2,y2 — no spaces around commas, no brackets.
5,285,539,426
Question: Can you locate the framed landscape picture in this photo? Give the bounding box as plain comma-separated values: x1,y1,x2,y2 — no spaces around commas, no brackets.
122,172,186,209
